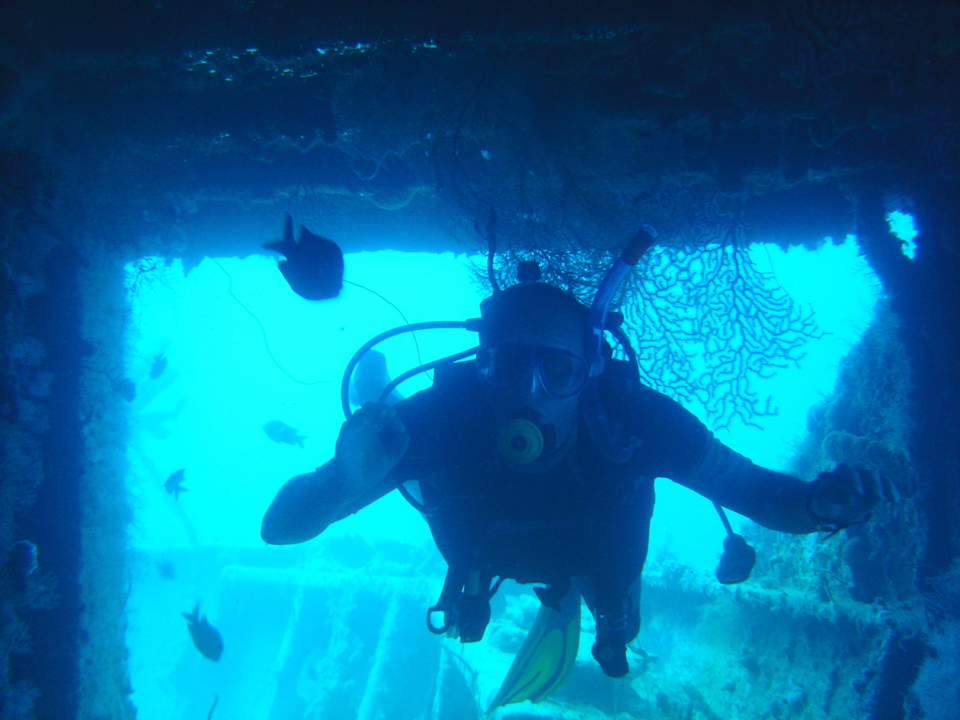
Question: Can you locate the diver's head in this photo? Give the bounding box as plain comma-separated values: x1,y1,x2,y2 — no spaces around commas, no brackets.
477,283,590,468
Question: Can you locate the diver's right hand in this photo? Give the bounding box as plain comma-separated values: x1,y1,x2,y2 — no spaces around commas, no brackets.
333,402,409,497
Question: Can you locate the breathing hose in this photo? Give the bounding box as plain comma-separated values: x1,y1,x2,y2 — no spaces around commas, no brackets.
341,319,480,420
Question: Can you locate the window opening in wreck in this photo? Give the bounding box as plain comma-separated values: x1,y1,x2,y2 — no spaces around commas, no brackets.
887,210,919,260
121,240,880,718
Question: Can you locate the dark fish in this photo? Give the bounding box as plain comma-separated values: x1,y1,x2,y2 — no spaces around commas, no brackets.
149,354,167,380
263,213,344,300
349,350,404,407
164,468,187,500
182,604,224,661
263,420,306,447
5,540,37,595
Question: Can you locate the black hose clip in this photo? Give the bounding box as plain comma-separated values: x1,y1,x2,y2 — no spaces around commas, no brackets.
426,568,504,643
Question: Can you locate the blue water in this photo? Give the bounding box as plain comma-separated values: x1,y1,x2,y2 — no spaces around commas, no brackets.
123,241,879,718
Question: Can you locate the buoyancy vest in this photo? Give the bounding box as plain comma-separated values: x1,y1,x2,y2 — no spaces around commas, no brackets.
392,360,659,642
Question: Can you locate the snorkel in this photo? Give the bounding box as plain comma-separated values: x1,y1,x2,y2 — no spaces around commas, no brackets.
582,225,657,462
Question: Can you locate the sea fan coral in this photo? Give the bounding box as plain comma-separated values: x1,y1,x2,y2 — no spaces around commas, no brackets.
487,241,818,428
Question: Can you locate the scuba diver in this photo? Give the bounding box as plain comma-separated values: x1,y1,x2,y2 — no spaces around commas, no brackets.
261,227,896,708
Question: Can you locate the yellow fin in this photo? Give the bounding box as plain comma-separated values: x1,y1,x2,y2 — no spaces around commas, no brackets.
486,589,581,713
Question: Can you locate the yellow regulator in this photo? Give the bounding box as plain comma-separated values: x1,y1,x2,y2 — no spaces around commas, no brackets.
497,418,544,464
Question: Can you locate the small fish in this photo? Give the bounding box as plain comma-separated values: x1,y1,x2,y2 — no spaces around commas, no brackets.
263,213,344,300
263,420,306,448
5,540,38,595
149,354,168,380
182,604,224,661
164,468,187,500
349,350,404,407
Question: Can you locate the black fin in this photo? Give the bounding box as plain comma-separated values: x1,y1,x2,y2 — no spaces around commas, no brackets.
181,603,199,623
263,213,298,254
263,239,296,255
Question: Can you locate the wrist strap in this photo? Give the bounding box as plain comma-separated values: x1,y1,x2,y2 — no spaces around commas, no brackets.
807,503,871,539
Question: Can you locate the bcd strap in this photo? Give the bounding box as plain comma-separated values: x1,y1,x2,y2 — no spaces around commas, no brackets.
426,565,504,643
426,565,467,636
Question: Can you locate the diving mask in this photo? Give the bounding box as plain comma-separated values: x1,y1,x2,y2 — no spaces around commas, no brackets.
476,343,589,399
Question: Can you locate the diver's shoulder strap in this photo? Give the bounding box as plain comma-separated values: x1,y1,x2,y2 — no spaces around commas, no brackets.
595,359,647,423
584,359,648,463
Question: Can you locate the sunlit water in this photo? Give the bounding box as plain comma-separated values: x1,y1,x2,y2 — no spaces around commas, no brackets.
124,240,879,718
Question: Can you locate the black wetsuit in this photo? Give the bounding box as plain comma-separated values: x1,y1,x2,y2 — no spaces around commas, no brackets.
339,359,813,642
384,360,708,637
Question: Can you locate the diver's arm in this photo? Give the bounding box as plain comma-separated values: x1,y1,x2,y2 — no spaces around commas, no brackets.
677,438,896,534
676,437,818,534
260,463,349,545
260,462,396,544
260,403,409,545
629,388,818,532
632,388,890,533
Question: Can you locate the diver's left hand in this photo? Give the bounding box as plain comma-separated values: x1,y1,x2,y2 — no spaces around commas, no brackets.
810,462,899,529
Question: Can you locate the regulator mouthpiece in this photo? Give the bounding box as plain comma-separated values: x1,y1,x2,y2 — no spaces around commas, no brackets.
496,418,544,464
